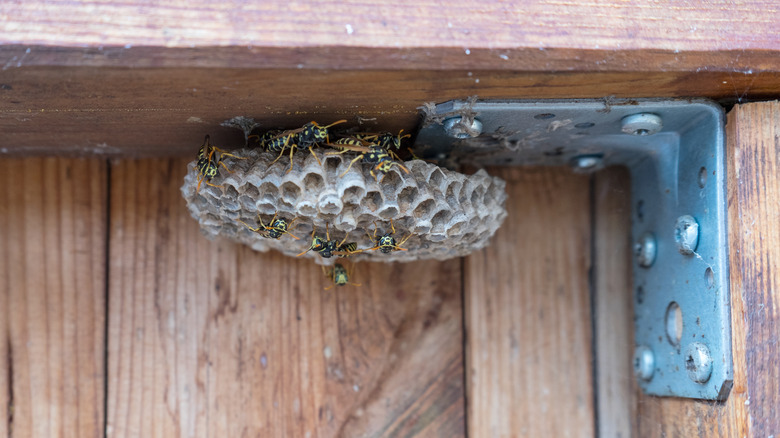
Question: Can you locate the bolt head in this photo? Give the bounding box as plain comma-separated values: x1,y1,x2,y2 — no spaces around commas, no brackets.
571,155,603,172
443,117,483,139
635,232,657,268
674,215,699,255
684,342,713,383
621,113,663,136
633,345,655,381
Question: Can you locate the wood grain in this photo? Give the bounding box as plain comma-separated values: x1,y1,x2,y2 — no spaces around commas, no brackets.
2,67,779,156
634,102,780,436
465,167,594,437
593,167,637,438
2,0,780,72
0,157,107,438
106,157,465,437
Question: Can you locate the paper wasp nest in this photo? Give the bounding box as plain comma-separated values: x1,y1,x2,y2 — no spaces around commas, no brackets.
181,148,507,264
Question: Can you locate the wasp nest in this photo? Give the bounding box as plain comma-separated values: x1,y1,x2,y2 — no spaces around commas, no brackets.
181,148,507,264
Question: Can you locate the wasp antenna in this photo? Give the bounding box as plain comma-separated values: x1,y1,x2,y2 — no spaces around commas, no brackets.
285,231,301,240
325,119,348,128
296,248,311,257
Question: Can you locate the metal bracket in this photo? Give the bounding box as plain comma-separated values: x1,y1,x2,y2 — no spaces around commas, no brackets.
413,99,732,400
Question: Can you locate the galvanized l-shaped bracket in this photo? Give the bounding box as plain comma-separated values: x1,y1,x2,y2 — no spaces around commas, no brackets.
413,99,732,400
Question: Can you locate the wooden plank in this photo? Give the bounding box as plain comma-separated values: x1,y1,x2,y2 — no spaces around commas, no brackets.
2,67,779,156
2,1,780,72
465,167,594,437
106,157,465,437
593,167,637,438
635,101,780,435
0,157,107,438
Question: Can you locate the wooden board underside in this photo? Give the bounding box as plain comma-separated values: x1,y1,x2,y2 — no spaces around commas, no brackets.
2,67,780,156
465,167,595,437
106,158,465,437
0,158,107,437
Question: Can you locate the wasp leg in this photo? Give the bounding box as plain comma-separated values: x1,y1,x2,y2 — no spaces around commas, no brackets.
286,142,298,174
308,146,322,166
269,137,292,166
325,147,352,156
284,217,301,240
339,154,365,178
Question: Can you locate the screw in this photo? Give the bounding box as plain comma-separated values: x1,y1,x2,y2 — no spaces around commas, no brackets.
571,155,603,171
621,113,663,136
633,345,655,381
443,117,483,139
684,342,713,383
635,232,657,268
674,215,699,255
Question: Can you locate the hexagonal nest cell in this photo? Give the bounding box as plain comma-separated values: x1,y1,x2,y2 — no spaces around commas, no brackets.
181,147,507,264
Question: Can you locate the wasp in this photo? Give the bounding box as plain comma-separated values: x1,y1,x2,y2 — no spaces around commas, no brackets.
296,223,349,258
335,241,359,257
328,141,410,181
264,120,347,173
364,220,412,253
248,129,282,148
196,135,246,192
237,212,300,240
354,129,410,152
323,263,361,290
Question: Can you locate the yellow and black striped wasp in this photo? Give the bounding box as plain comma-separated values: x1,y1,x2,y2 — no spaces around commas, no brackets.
327,138,410,181
363,220,412,254
323,263,361,290
260,120,347,173
335,241,359,257
195,135,246,192
237,212,300,240
296,223,349,258
353,129,410,155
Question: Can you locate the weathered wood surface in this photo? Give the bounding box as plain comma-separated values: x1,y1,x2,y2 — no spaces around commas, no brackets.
3,0,780,72
0,158,107,438
106,157,465,437
2,66,778,156
634,101,780,436
465,167,594,437
3,1,780,156
593,167,637,438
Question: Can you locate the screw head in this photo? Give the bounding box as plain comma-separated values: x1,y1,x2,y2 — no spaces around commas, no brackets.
635,232,657,268
621,113,663,136
684,342,713,383
674,215,699,255
633,345,655,381
443,117,483,139
571,155,603,172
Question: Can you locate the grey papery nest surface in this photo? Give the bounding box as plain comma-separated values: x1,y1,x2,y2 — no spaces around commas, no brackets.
182,148,507,265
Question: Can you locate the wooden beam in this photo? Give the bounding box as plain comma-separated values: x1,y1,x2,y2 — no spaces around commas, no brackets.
106,157,465,437
2,67,779,156
0,157,107,438
465,167,594,437
634,101,780,436
3,1,780,156
593,167,637,437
